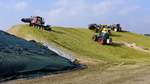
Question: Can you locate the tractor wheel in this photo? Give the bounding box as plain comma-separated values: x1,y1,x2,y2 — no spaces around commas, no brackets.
119,28,122,32
44,25,52,31
46,27,52,31
29,23,33,27
92,35,98,41
47,28,52,31
108,30,111,35
88,24,97,30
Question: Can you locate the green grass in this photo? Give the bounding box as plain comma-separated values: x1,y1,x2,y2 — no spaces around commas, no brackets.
8,24,150,64
112,31,150,48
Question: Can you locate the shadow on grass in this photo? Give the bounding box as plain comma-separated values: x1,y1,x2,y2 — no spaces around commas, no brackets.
51,30,65,34
109,42,124,47
121,30,128,32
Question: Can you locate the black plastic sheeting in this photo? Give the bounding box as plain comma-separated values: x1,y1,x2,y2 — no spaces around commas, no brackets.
0,30,77,79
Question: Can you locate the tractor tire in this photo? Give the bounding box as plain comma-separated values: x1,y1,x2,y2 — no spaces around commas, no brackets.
29,23,33,27
44,25,52,31
88,24,98,30
119,28,122,32
92,35,98,41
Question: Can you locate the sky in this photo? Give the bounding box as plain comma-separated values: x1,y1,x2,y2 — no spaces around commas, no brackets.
0,0,150,34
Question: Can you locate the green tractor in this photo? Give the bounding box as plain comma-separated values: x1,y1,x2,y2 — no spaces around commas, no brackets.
92,32,112,45
92,27,112,45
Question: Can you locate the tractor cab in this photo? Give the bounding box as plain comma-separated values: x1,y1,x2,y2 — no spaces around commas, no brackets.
99,24,111,34
31,16,45,25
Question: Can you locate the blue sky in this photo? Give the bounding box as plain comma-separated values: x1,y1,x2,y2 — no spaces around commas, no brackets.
0,0,150,34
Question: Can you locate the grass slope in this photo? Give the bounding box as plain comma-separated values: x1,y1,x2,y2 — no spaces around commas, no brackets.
8,24,150,64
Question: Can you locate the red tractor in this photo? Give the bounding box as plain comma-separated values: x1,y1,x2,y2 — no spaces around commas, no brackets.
21,16,52,31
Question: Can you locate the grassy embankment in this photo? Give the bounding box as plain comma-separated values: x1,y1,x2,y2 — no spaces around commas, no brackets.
8,24,150,64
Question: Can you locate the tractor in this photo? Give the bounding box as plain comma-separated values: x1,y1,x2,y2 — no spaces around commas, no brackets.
88,24,112,34
110,24,122,32
21,16,52,31
99,24,111,34
92,27,112,45
88,24,99,31
88,23,122,32
92,33,112,45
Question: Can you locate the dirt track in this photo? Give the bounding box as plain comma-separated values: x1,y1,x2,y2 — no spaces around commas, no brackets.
114,42,150,53
3,63,150,84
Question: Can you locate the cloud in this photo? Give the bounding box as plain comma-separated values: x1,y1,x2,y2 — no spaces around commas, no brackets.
0,1,28,12
0,0,149,34
54,0,124,16
14,1,28,11
36,0,126,26
119,5,140,16
92,0,124,15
